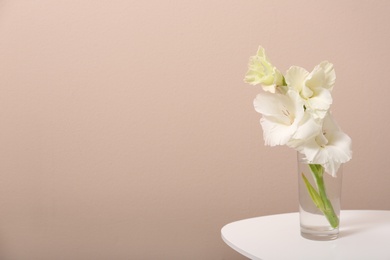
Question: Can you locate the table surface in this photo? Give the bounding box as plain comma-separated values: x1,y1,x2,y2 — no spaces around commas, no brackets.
221,210,390,260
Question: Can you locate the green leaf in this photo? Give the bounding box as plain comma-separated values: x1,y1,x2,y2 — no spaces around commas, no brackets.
301,173,325,211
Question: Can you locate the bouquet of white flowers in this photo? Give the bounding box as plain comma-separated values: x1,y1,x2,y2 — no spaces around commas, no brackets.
244,46,352,229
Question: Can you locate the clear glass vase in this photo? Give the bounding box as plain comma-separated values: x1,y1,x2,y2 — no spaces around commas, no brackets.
297,152,343,240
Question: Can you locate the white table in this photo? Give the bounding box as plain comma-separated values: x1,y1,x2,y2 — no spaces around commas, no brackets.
221,210,390,260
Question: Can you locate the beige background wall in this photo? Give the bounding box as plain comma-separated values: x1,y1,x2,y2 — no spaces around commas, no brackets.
0,1,389,259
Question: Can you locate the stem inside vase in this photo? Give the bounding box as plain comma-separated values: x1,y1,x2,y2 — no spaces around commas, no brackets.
302,164,339,228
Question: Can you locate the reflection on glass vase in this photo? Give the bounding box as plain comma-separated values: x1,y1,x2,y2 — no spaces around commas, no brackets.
298,152,343,241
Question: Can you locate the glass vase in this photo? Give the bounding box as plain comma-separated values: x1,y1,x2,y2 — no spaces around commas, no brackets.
297,152,343,240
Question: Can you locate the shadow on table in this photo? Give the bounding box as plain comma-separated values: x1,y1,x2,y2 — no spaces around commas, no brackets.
339,211,389,238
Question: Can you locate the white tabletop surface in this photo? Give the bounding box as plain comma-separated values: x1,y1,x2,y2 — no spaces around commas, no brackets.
221,210,390,260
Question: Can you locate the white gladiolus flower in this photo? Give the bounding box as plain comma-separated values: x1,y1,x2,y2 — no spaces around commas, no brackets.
253,91,318,146
298,113,352,177
244,46,284,93
285,61,336,119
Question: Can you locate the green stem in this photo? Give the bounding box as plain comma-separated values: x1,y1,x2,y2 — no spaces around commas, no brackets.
307,164,339,229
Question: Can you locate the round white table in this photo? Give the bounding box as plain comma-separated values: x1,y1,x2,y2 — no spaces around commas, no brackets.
221,210,390,260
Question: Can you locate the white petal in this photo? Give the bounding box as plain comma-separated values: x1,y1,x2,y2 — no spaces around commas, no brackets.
254,91,306,146
261,84,277,93
306,88,332,118
254,92,295,122
326,131,353,163
323,160,341,177
319,61,336,90
310,88,332,109
293,113,321,140
307,61,336,90
299,135,331,165
305,66,325,90
285,66,309,93
260,117,298,146
301,84,314,98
